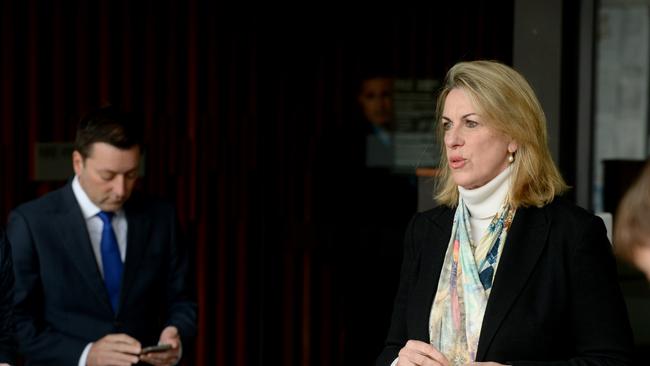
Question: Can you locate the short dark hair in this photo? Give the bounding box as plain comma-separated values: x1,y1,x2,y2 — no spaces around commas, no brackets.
75,106,143,158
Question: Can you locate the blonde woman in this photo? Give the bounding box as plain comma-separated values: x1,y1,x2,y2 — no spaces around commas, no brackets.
377,61,633,366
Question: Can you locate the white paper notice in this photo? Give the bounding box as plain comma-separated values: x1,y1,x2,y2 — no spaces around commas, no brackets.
593,5,649,211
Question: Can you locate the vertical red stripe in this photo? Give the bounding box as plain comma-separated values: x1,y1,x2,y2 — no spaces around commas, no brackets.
165,0,179,118
246,31,258,170
205,17,219,365
187,0,198,140
52,1,65,140
187,0,198,219
99,0,110,104
195,216,207,365
302,253,311,365
282,252,294,365
27,0,38,180
206,12,219,167
1,0,15,215
164,0,180,215
233,34,246,358
76,1,89,114
121,0,133,111
216,173,226,366
332,46,344,133
144,1,155,133
235,220,247,366
1,1,14,147
143,0,156,203
321,267,333,365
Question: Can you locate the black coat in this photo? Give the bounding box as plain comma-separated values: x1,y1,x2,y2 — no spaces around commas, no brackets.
7,184,197,365
377,198,634,366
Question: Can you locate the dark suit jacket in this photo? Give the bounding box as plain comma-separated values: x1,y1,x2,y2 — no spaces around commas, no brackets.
7,184,197,365
0,228,16,364
376,198,634,366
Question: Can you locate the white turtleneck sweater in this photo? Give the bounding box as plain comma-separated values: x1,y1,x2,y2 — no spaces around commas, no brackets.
389,167,513,366
458,165,513,247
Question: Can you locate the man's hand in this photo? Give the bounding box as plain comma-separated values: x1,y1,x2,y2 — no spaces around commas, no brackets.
87,333,141,366
139,326,182,366
397,340,450,366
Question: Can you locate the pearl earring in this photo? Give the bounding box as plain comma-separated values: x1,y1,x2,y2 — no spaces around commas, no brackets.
508,154,514,163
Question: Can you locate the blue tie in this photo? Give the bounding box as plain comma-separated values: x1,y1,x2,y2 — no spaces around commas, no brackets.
97,211,123,313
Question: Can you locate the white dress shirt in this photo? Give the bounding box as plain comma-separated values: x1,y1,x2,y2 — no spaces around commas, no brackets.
71,176,128,366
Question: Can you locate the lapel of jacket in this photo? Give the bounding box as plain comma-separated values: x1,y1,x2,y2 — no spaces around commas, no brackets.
476,204,550,360
56,184,113,312
118,197,151,314
410,207,455,341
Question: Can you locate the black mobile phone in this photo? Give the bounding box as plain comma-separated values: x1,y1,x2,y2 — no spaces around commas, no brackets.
140,344,172,354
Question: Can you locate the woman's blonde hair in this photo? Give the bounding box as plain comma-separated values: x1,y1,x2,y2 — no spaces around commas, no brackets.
434,60,568,208
614,161,650,263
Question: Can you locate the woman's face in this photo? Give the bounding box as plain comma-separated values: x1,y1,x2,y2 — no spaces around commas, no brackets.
442,88,517,189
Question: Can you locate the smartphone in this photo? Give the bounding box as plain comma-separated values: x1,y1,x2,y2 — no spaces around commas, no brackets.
140,344,172,354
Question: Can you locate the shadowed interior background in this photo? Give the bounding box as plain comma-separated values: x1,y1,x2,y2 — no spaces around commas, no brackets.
0,1,514,365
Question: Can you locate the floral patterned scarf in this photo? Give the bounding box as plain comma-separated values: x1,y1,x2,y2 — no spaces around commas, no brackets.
429,197,516,366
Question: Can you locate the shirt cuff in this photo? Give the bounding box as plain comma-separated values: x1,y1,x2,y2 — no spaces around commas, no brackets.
79,343,92,366
390,357,399,366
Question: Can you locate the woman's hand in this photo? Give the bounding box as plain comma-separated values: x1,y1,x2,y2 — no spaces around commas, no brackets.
397,340,450,366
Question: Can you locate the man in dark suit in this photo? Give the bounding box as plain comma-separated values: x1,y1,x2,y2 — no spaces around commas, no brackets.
7,107,197,366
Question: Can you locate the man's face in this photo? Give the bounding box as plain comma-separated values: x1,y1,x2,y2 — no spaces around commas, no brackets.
73,142,140,212
358,77,394,127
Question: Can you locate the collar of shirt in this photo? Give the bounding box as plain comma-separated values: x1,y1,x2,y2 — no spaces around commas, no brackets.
72,175,125,220
71,175,128,268
372,124,392,146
